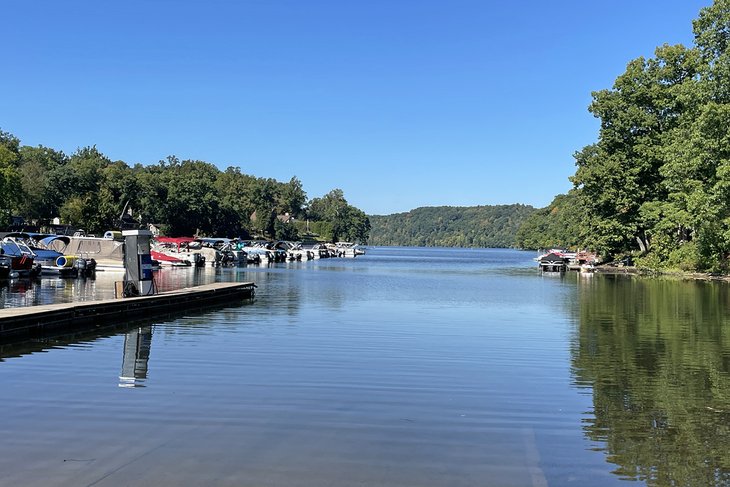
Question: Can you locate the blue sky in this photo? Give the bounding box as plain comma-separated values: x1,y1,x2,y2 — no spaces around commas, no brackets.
1,0,710,215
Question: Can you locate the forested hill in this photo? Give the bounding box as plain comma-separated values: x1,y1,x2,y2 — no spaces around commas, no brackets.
368,204,535,248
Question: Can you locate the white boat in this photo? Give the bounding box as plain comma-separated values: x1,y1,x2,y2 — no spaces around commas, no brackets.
6,234,99,277
333,242,365,257
38,232,127,271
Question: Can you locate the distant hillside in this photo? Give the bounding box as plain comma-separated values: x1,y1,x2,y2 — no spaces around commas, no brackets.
368,204,536,248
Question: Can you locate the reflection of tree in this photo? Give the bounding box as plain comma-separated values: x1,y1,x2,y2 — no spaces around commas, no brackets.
572,276,730,485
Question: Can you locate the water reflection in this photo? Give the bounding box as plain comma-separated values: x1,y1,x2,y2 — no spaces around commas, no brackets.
0,277,39,308
0,319,140,362
572,275,730,485
0,267,218,310
119,327,153,388
0,274,116,308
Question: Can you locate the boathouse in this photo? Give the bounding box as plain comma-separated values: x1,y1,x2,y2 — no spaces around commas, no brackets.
539,252,567,273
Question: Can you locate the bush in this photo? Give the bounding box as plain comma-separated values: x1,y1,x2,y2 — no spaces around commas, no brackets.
667,242,700,272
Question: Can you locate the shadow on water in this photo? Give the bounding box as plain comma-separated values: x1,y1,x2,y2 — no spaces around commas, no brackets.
571,274,730,485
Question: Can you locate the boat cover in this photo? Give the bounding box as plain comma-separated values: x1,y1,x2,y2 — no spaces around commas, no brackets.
155,237,198,244
39,236,71,247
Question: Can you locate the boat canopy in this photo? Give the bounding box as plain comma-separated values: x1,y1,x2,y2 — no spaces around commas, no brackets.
155,237,198,244
0,240,29,256
39,235,71,247
5,232,32,240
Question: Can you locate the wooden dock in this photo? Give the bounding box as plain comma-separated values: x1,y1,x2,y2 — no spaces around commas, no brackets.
0,282,255,341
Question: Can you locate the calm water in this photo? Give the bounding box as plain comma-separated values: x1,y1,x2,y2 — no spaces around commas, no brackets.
1,247,728,487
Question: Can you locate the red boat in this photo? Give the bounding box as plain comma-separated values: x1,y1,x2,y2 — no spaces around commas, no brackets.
152,237,206,267
150,250,191,267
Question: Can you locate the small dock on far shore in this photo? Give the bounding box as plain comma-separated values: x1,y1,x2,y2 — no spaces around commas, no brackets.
0,282,255,341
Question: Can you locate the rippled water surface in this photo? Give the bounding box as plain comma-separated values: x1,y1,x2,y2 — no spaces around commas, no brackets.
1,247,729,486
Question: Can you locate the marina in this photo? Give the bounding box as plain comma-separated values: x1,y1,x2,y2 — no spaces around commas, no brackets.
2,1,728,484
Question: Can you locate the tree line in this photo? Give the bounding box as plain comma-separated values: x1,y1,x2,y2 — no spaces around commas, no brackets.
369,204,535,248
517,0,730,272
0,130,370,243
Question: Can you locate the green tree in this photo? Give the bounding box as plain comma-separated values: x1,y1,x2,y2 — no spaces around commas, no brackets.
160,158,221,236
274,217,299,241
136,162,170,228
561,0,730,272
17,145,68,220
308,189,370,243
515,191,587,250
571,44,701,258
250,178,279,237
216,168,255,229
59,195,97,230
94,161,141,230
0,130,22,226
277,176,307,217
47,146,112,232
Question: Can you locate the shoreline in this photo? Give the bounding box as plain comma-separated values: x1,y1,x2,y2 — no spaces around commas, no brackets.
592,265,730,283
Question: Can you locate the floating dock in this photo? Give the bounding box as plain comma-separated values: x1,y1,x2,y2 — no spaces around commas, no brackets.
0,282,255,341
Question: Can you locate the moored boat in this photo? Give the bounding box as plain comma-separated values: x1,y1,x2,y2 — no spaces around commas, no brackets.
153,237,207,267
0,239,41,278
333,242,365,257
55,233,126,271
150,250,192,267
2,236,97,278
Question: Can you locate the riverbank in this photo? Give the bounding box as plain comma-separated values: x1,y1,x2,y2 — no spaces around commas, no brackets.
593,265,730,282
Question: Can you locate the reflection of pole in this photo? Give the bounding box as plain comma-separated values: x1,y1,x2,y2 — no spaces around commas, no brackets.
119,327,153,388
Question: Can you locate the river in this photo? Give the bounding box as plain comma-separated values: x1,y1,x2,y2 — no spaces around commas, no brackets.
1,247,728,486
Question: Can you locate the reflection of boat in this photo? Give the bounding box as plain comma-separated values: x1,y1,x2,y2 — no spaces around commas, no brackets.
0,253,11,279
